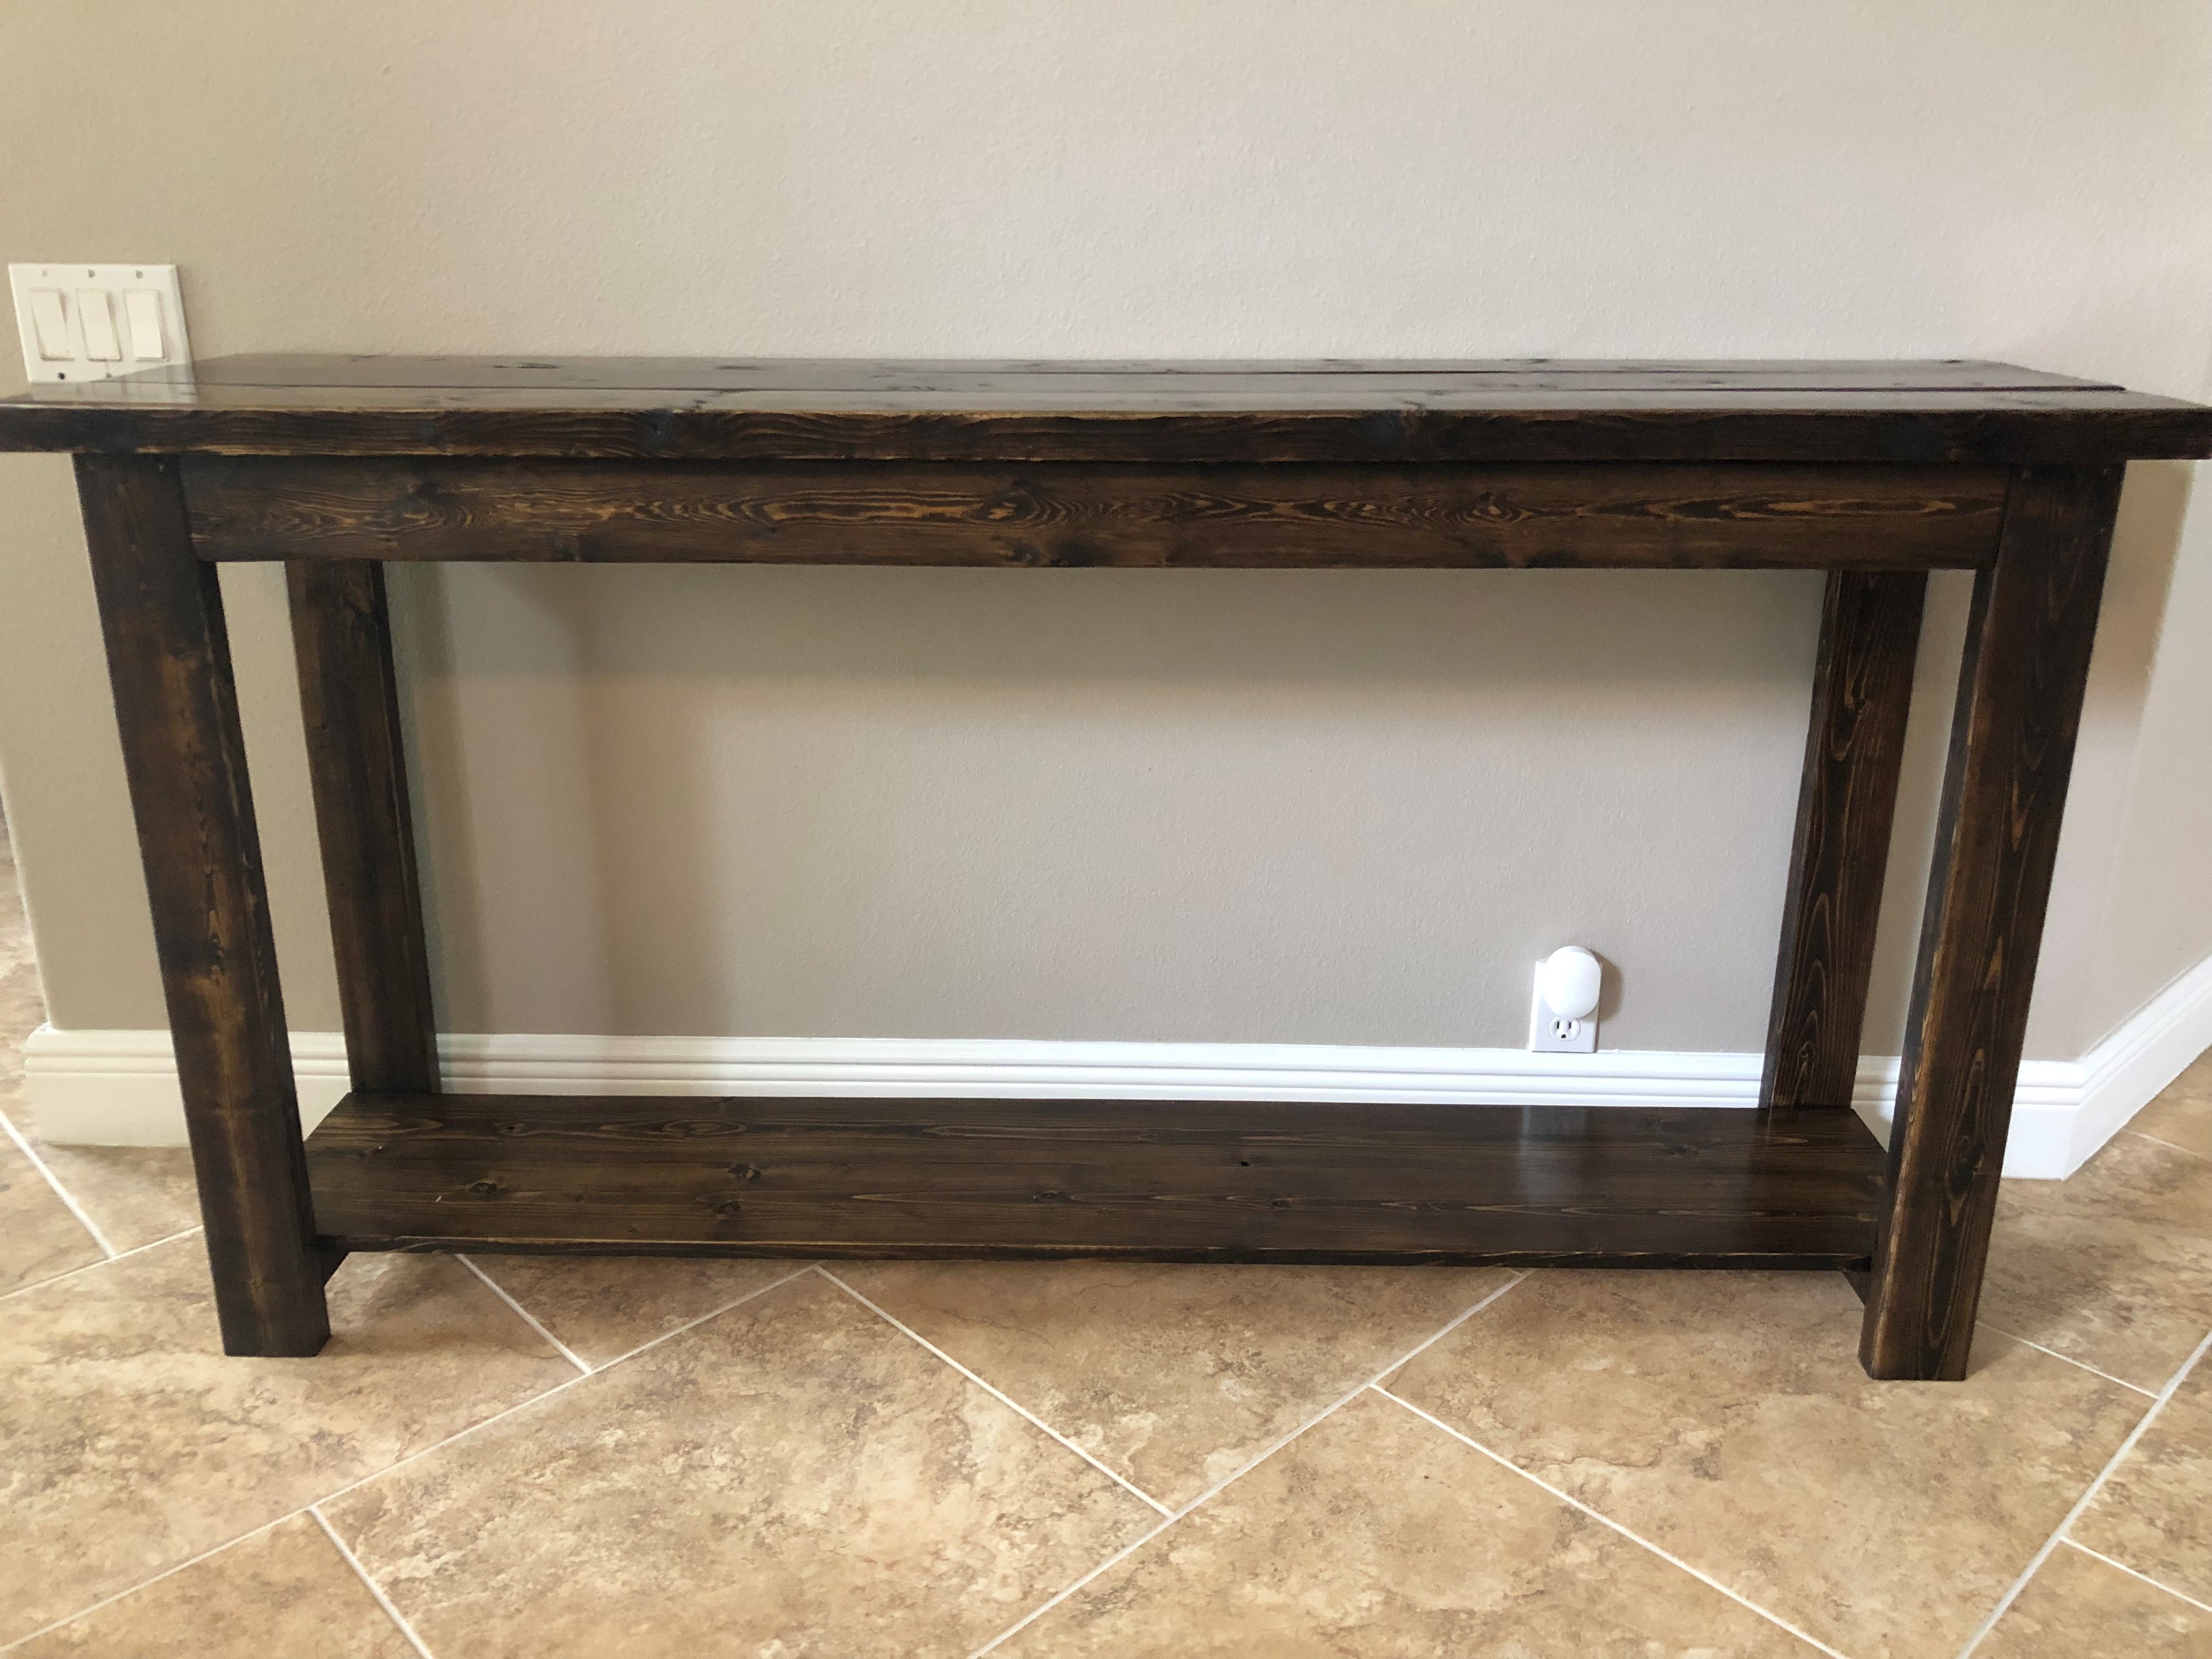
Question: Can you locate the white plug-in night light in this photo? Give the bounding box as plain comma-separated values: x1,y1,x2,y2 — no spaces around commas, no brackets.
1539,946,1602,1022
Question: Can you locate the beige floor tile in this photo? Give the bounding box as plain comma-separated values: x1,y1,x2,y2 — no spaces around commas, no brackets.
0,908,29,981
834,1260,1515,1507
1,823,203,1257
996,1388,1819,1658
1386,1271,2145,1659
0,882,95,1295
16,1141,202,1252
2072,1351,2212,1605
0,867,204,1255
0,946,30,1006
0,828,34,978
1977,1542,2212,1658
1,1069,205,1252
13,1513,419,1658
0,1235,577,1644
0,965,33,1030
0,926,98,1288
0,941,201,1255
467,1250,810,1365
1,952,47,1053
2131,1069,2212,1159
0,928,27,991
322,1268,1157,1658
0,1127,104,1293
1980,1132,2212,1390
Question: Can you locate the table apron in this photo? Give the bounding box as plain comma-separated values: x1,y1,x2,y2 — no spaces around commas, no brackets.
179,456,2008,570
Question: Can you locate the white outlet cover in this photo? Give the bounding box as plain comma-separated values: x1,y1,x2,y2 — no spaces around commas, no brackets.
8,262,191,383
1528,961,1599,1053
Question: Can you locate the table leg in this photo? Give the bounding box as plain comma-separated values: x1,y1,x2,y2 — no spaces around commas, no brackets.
77,454,329,1355
287,561,439,1094
1762,570,1927,1115
1861,466,2125,1380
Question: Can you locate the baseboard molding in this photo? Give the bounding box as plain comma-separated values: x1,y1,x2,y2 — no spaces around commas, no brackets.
1844,950,2212,1177
25,953,2212,1178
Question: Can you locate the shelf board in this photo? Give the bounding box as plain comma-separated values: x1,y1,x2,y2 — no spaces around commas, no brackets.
306,1092,1884,1268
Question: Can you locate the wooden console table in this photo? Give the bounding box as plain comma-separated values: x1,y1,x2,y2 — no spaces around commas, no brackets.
5,357,2209,1380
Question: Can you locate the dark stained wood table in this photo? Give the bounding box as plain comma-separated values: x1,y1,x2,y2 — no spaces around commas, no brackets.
6,356,2210,1380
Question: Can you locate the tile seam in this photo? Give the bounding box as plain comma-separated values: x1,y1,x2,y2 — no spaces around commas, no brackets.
0,1223,201,1306
0,1099,118,1257
813,1265,1174,1517
963,1268,1530,1656
301,1257,823,1512
2120,1127,2212,1165
1975,1322,2158,1397
311,1505,439,1658
1956,1323,2212,1658
2058,1537,2212,1617
0,1259,822,1651
1369,1384,1850,1659
455,1255,591,1374
0,1509,302,1653
962,1512,1178,1656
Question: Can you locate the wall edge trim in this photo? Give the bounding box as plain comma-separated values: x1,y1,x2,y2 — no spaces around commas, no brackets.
24,954,2212,1177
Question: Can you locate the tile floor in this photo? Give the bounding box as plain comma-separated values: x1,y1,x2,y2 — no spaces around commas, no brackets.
2,812,2210,1657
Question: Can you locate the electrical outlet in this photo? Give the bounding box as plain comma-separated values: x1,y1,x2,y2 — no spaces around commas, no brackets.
9,263,191,383
1528,963,1599,1053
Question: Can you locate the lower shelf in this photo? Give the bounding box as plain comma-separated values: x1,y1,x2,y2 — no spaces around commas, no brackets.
304,1092,1885,1267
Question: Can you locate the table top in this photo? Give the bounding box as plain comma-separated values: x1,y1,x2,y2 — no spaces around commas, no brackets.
6,356,2210,465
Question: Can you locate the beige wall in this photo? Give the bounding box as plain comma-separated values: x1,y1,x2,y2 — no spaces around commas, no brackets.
2,0,2209,1060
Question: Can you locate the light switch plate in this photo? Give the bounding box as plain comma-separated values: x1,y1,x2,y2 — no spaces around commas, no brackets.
9,262,191,383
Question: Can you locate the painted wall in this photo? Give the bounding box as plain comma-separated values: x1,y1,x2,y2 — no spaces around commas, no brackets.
2,0,2208,1062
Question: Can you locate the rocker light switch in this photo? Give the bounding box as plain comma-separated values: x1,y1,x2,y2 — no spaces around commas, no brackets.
26,289,71,360
9,263,191,383
76,290,122,360
124,289,166,359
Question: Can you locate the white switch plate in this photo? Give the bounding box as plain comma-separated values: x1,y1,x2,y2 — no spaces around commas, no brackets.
8,262,191,383
1528,962,1599,1053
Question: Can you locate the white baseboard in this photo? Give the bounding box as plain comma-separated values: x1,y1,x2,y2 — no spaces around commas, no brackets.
1849,950,2212,1176
24,952,2212,1178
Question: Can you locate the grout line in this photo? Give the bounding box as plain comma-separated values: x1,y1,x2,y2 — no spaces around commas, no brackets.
1956,1324,2212,1658
814,1266,1172,1517
303,1257,820,1511
0,1509,300,1654
574,1259,823,1372
1977,1323,2158,1397
0,1259,821,1654
312,1506,438,1658
0,1100,119,1257
307,1257,821,1502
1355,1268,1530,1385
2121,1127,2212,1165
456,1256,590,1374
965,1268,1531,1657
0,1224,202,1307
1371,1385,1851,1659
2059,1538,2212,1616
965,1510,1180,1655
